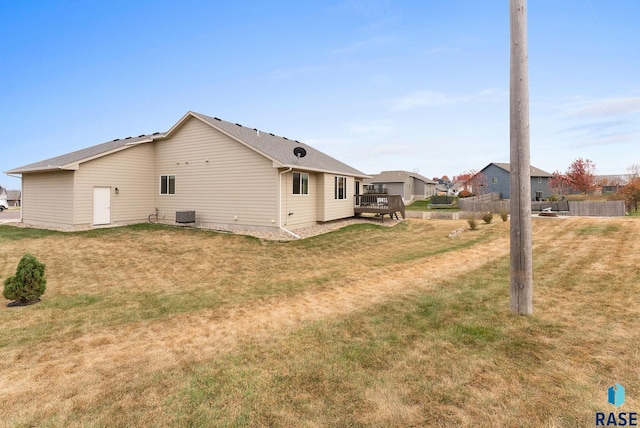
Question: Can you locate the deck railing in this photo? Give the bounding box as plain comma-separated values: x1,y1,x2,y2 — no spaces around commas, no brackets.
354,194,405,219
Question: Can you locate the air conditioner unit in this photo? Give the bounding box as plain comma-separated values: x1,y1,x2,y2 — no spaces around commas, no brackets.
176,210,196,223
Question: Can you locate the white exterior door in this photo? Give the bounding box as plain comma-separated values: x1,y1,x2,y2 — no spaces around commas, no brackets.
93,187,111,225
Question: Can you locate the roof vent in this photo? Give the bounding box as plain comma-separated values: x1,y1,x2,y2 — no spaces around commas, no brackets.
138,134,145,137
153,132,160,135
269,133,275,136
235,123,242,127
125,137,132,139
283,137,289,140
113,138,120,141
214,117,221,121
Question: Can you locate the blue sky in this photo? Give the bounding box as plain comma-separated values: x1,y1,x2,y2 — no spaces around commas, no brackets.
2,0,639,190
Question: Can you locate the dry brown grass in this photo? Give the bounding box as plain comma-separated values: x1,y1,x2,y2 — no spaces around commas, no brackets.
1,217,639,427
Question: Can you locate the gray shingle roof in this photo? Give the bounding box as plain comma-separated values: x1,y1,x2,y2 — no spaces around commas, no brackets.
6,112,367,177
190,112,366,177
487,162,553,177
5,134,160,173
367,170,437,184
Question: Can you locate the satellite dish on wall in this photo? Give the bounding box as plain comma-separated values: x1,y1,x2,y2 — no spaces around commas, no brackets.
293,147,307,159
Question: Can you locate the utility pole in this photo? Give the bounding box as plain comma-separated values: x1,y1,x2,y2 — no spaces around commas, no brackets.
509,0,533,315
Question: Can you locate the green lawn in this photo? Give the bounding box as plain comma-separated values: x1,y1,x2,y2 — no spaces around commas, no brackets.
1,217,639,426
406,199,459,212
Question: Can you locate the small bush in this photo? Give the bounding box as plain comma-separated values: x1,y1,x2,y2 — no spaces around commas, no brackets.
481,212,494,224
3,253,47,304
467,215,478,230
458,190,474,198
498,209,509,222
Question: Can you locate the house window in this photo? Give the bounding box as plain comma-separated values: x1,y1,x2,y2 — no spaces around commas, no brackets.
335,176,347,199
293,172,309,195
355,180,360,196
492,177,498,184
538,177,543,183
160,175,176,195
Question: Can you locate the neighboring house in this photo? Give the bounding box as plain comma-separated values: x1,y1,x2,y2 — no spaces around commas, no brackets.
596,174,632,194
450,179,469,195
5,111,369,232
480,162,553,200
435,178,455,195
364,170,437,203
7,190,21,207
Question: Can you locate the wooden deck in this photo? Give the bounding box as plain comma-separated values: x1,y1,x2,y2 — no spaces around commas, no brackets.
354,194,405,221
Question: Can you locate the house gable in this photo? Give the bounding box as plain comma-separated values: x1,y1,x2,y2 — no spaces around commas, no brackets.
166,112,368,178
480,162,552,200
153,116,280,229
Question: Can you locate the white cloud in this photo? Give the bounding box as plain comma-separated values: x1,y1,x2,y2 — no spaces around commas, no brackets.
568,132,640,148
347,119,393,134
390,88,500,111
370,144,411,155
329,34,398,55
565,97,640,118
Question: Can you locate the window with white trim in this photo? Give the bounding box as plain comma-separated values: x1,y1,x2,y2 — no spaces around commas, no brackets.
160,175,176,195
491,177,498,184
335,176,347,200
293,172,309,195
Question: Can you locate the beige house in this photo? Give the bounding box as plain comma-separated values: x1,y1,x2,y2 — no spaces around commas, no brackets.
364,170,437,204
5,112,368,233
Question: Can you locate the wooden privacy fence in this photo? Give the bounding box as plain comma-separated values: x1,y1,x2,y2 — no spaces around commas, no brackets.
532,201,569,212
458,193,508,213
458,195,625,217
568,201,625,217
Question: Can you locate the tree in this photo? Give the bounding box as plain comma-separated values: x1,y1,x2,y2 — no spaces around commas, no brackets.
3,254,47,305
620,164,640,212
453,170,489,195
549,170,571,196
566,158,597,197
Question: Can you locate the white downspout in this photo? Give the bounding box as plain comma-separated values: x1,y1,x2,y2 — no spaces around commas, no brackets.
278,167,301,239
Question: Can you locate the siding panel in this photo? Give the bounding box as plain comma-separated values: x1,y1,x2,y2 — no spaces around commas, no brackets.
320,174,355,221
22,171,74,226
75,144,155,225
280,171,318,229
154,118,279,229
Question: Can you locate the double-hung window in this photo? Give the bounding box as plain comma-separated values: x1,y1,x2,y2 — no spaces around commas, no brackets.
335,176,347,200
293,172,309,195
160,175,176,195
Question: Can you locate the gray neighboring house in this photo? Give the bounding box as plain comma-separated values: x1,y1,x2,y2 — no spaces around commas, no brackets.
7,190,21,207
364,170,437,203
480,162,552,200
5,111,369,232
